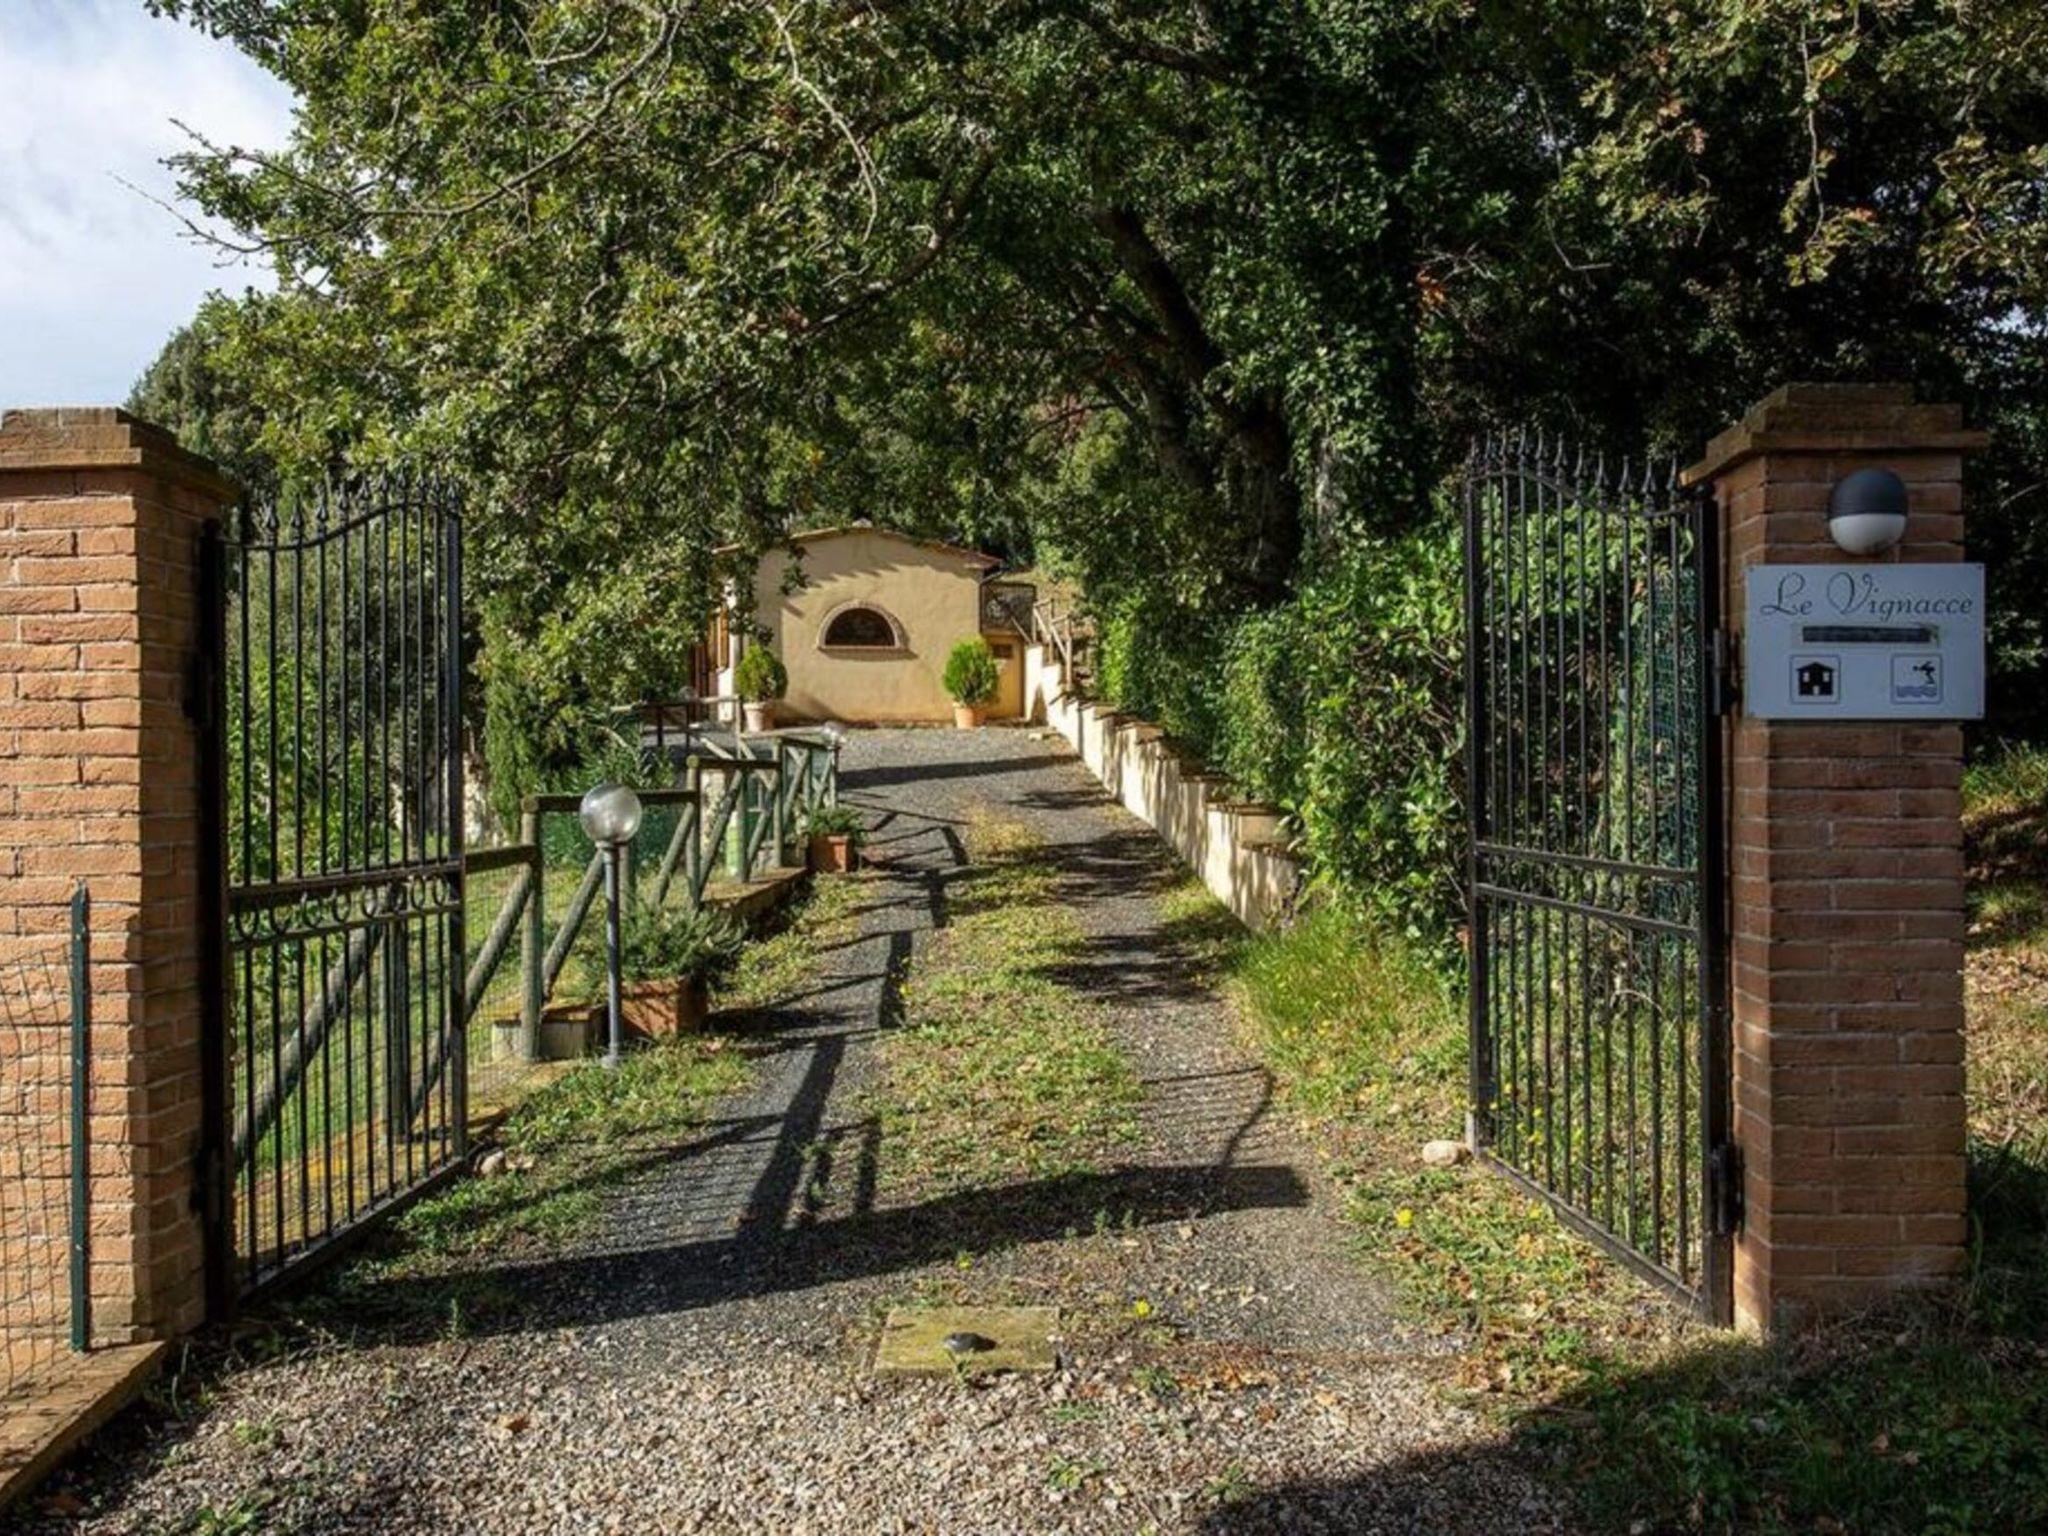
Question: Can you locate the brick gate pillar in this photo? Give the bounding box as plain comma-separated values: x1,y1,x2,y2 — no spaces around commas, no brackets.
1685,384,1987,1332
0,408,235,1342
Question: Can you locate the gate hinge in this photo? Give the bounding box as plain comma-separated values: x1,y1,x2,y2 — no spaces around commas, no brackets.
1708,629,1738,717
196,1142,222,1215
184,654,212,728
1708,1141,1745,1236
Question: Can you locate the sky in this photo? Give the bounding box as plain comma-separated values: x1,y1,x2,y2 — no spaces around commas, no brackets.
0,0,296,407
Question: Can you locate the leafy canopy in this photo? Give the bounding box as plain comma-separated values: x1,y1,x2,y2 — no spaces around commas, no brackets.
137,1,2047,855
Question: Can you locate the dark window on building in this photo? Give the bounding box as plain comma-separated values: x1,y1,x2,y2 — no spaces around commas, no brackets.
823,606,897,648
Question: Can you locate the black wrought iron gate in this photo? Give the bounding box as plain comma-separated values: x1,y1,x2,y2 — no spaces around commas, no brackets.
1462,435,1736,1322
201,476,465,1304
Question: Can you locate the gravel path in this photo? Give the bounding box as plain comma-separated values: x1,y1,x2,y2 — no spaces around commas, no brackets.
10,728,1569,1535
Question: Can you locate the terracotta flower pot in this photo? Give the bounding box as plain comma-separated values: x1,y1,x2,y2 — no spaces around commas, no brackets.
743,700,778,733
616,975,710,1040
808,832,858,874
953,703,986,729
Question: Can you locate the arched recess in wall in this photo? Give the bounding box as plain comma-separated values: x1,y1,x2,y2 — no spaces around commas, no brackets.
819,601,905,651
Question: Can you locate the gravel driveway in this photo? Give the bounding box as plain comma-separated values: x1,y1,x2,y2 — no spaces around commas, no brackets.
9,728,1569,1535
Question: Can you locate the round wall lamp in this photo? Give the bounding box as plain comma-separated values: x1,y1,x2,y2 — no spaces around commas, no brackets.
1827,467,1909,557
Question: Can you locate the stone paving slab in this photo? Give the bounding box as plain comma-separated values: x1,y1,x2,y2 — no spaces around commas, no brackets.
0,1344,163,1517
873,1306,1061,1377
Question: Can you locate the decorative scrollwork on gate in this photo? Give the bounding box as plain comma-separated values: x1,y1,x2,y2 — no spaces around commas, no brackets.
208,473,465,1299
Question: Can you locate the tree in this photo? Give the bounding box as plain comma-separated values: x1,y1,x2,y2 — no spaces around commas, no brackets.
126,293,280,498
143,0,2046,765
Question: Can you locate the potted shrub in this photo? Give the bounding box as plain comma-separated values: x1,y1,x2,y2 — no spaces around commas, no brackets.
804,803,866,873
734,645,788,733
572,905,744,1042
943,637,999,728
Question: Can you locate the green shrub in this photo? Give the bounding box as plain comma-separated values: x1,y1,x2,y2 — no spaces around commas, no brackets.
733,645,787,703
527,734,660,870
574,905,743,994
942,637,999,705
803,803,867,845
1212,602,1308,809
475,586,715,836
1091,511,1466,951
1094,594,1227,752
1255,521,1465,948
479,607,603,832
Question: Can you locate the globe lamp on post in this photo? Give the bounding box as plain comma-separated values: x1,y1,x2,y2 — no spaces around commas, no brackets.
578,783,644,1069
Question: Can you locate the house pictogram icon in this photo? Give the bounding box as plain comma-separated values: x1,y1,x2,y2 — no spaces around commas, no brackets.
1796,659,1837,699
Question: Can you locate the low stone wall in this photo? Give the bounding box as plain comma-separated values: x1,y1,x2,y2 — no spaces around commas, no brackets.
1022,644,1301,929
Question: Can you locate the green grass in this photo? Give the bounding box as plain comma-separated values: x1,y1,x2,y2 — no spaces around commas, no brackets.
1960,746,2048,1342
1224,903,1662,1379
717,871,863,1013
1199,853,2048,1534
873,814,1143,1191
388,1033,750,1264
395,871,866,1261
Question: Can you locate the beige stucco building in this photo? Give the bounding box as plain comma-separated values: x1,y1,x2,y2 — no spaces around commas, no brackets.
717,525,1031,724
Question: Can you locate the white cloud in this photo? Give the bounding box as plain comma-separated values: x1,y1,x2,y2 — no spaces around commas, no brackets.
0,0,296,406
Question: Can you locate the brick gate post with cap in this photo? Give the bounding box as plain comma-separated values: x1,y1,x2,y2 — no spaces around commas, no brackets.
1684,383,1988,1333
0,407,235,1342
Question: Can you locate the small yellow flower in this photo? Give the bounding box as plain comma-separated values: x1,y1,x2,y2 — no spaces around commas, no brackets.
1130,1298,1153,1319
1394,1207,1415,1230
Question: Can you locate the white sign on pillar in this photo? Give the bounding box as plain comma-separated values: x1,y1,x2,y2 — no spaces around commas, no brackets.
1744,564,1985,720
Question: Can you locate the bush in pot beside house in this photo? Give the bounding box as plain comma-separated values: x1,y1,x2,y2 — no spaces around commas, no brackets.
943,638,999,728
735,645,787,732
804,803,866,873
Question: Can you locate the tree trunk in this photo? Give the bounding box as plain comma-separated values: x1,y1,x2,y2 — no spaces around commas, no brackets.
1089,204,1303,602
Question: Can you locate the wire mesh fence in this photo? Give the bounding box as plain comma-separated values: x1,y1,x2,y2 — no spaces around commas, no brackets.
461,853,537,1114
1,889,88,1400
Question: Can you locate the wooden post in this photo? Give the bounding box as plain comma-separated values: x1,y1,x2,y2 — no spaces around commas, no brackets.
684,756,703,908
731,767,750,880
519,804,542,1062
